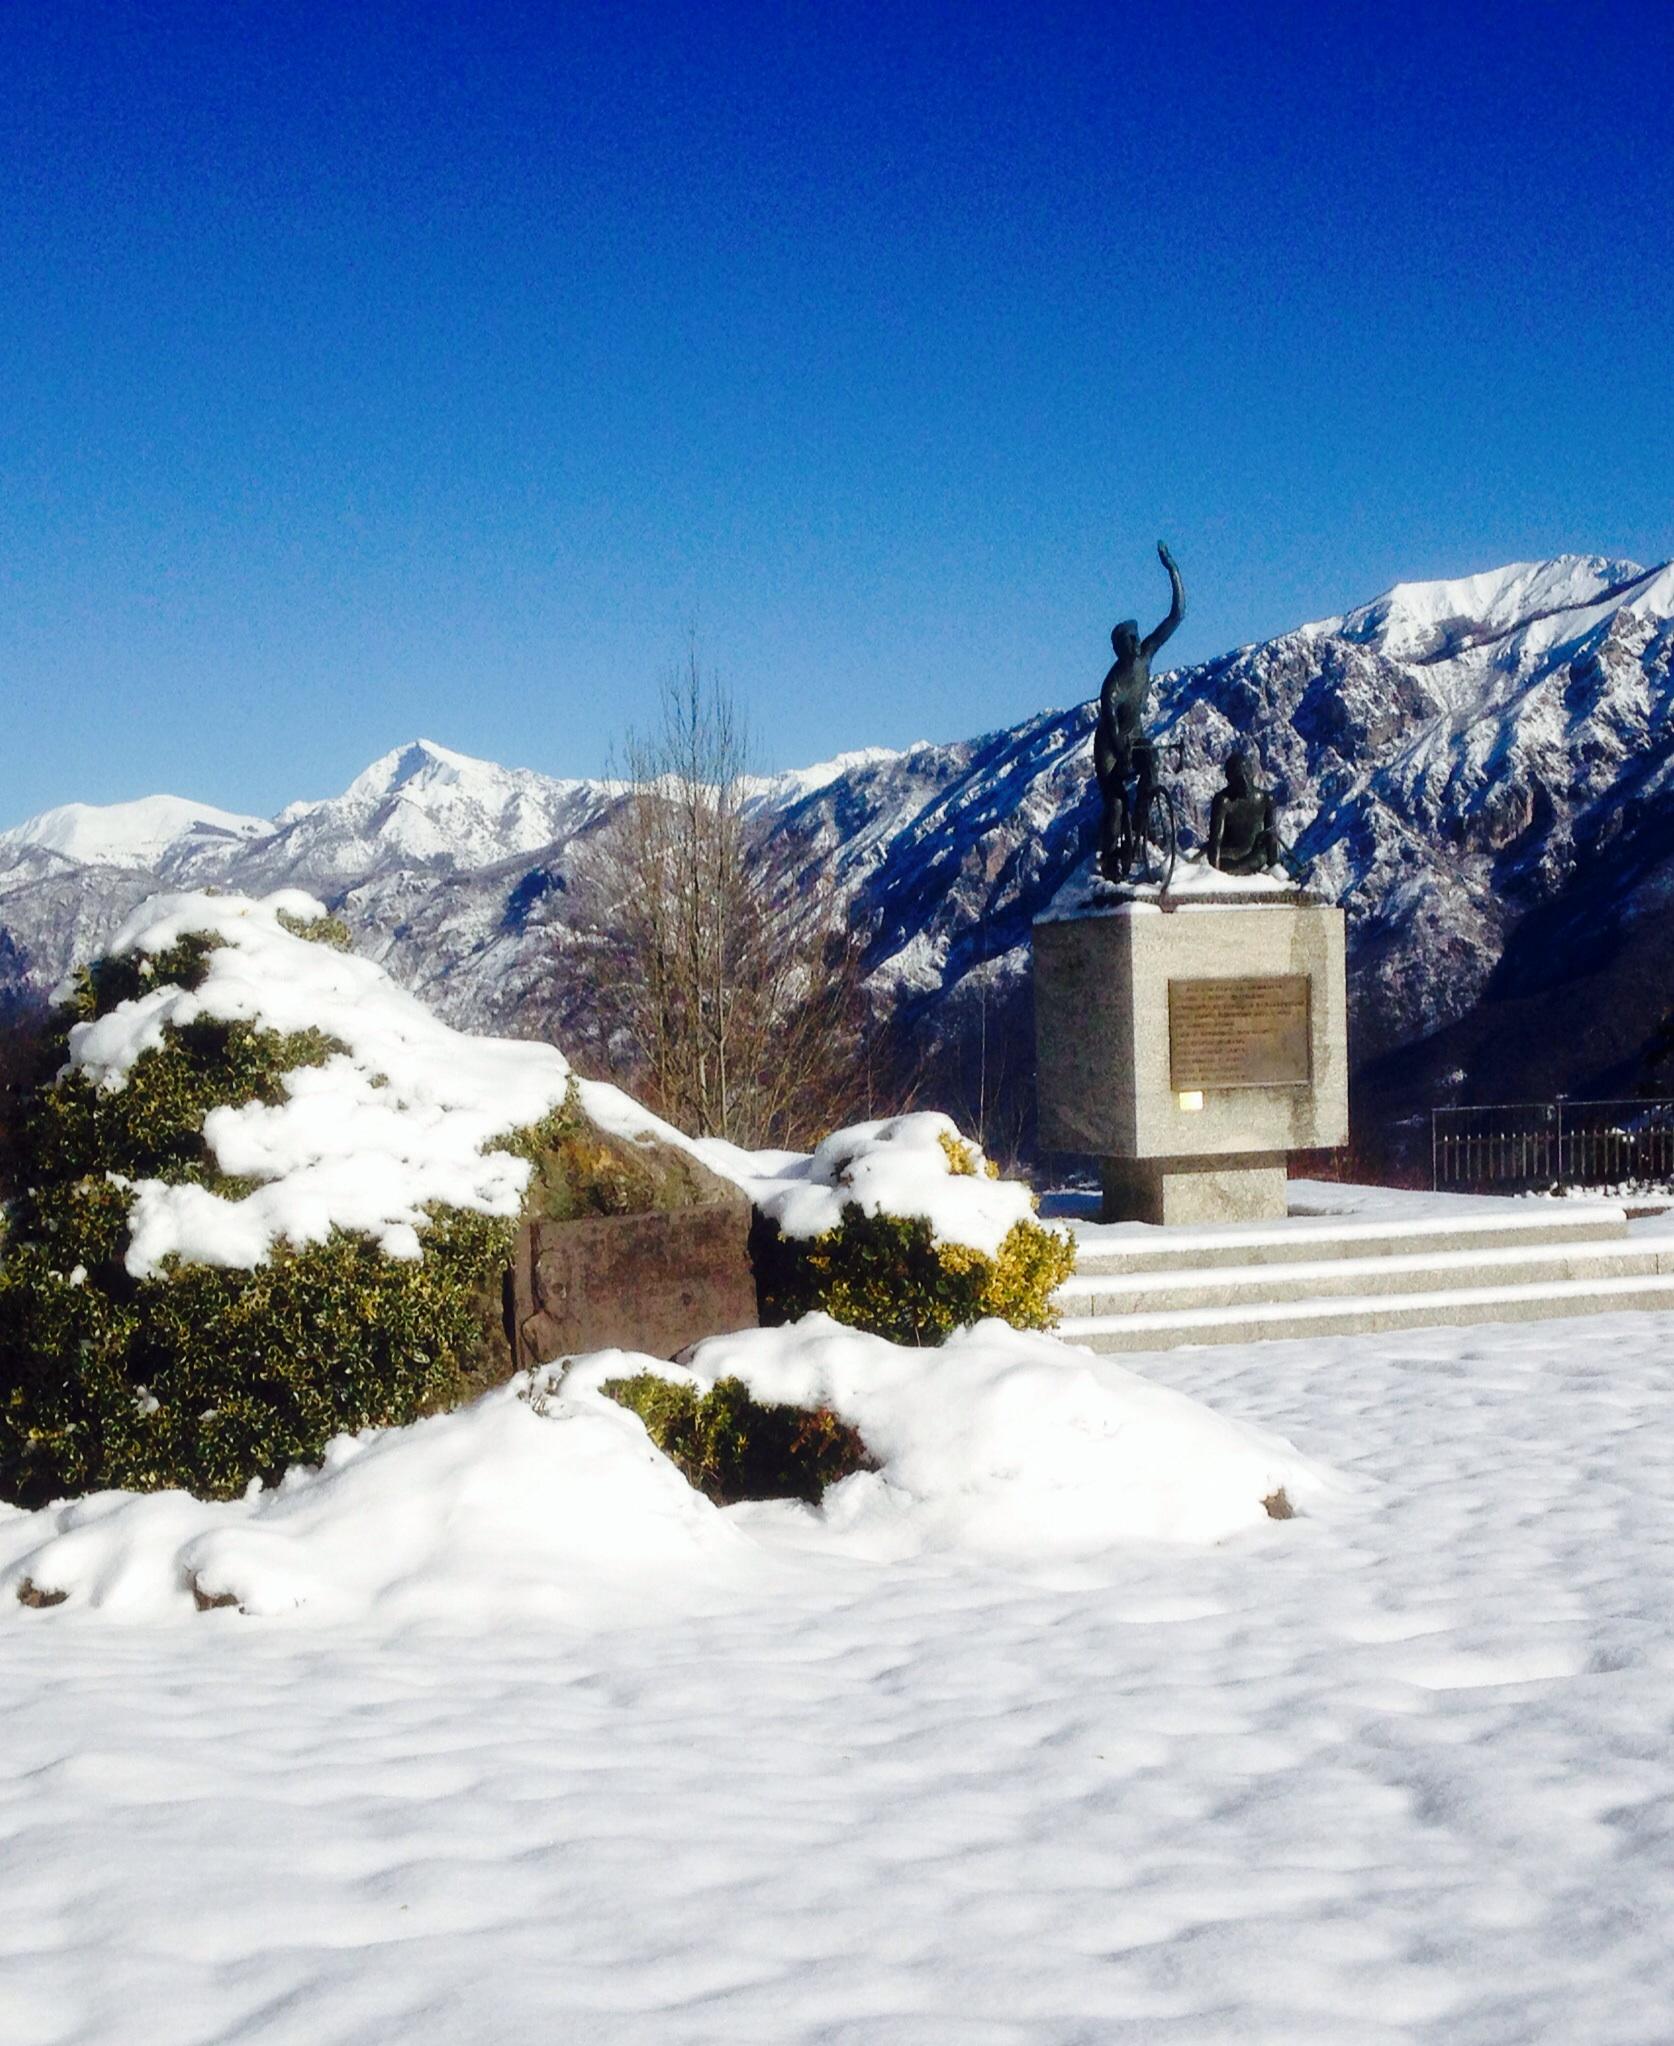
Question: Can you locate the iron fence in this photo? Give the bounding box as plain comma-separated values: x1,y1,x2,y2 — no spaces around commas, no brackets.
1431,1098,1674,1192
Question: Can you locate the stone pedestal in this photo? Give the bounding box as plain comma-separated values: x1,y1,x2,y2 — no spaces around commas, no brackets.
1034,895,1349,1224
1099,1154,1290,1227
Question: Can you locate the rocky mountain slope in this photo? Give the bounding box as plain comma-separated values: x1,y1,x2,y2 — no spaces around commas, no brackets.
4,554,1672,1131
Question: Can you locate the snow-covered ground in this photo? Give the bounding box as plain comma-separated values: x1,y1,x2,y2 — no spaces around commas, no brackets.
7,1302,1674,2043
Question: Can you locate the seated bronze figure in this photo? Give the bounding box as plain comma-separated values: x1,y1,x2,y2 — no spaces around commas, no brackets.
1207,752,1280,875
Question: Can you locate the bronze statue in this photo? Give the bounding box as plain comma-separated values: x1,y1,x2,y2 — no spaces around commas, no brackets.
1207,751,1281,874
1096,542,1184,880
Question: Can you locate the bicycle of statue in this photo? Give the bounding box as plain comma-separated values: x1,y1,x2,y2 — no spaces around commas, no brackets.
1102,737,1179,888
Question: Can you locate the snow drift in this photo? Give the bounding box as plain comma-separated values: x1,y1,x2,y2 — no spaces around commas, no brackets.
580,1316,1333,1557
0,1372,759,1624
1,1315,1333,1623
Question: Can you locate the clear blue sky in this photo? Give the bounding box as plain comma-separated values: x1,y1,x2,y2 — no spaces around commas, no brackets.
5,0,1671,821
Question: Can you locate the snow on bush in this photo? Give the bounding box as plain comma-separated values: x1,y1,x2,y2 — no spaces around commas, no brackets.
691,1111,1033,1254
583,1316,1333,1555
63,889,571,1273
0,1316,1332,1620
724,1116,1075,1343
0,890,575,1505
0,1370,760,1623
581,1091,1077,1343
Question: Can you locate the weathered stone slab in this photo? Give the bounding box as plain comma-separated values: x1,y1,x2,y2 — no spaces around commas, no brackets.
511,1197,758,1369
459,1111,762,1385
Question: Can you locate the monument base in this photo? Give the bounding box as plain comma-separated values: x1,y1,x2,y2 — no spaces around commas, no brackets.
1099,1152,1289,1227
1034,889,1349,1222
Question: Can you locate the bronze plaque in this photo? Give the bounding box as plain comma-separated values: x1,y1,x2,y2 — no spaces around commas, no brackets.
1168,976,1312,1090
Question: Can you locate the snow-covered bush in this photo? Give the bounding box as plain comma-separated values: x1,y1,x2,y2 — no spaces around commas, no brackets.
601,1371,875,1505
0,891,574,1506
713,1113,1075,1345
0,1322,1330,1617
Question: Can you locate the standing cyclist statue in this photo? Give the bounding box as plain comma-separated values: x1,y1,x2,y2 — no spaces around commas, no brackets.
1096,542,1185,881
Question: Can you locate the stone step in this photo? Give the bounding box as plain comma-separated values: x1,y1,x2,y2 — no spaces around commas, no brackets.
1068,1204,1628,1277
1058,1235,1674,1316
1058,1270,1674,1353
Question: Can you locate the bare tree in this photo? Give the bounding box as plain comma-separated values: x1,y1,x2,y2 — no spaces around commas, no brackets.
599,645,874,1149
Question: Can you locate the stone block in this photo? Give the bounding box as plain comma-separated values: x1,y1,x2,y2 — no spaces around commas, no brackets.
1099,1154,1290,1227
511,1198,759,1369
1034,898,1349,1222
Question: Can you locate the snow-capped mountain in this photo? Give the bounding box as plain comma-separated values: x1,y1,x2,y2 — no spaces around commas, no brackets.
0,793,267,872
4,553,1672,1127
164,739,612,893
1320,555,1655,662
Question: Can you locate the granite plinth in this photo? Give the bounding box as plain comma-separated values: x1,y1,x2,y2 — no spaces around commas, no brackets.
1100,1155,1291,1227
1034,893,1348,1224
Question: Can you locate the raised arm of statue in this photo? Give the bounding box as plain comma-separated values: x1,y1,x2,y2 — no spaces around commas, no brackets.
1141,541,1186,660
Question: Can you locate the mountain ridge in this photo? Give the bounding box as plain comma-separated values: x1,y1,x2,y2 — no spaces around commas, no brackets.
5,549,1672,1137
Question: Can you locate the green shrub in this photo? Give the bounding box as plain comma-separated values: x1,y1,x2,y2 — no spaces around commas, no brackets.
935,1128,999,1179
0,1214,514,1504
21,1018,346,1196
0,937,566,1507
602,1371,875,1506
275,907,353,951
65,931,222,1022
510,1107,722,1221
752,1203,1075,1347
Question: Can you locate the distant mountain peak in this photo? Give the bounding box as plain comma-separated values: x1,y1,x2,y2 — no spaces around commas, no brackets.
342,738,507,803
217,736,613,887
1316,554,1652,662
0,793,268,872
744,744,912,808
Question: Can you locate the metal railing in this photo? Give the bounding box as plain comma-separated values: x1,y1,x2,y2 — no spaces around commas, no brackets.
1431,1099,1674,1192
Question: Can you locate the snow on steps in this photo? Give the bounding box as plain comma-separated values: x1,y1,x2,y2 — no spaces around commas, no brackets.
1066,1204,1627,1272
1053,1197,1674,1352
1059,1232,1672,1317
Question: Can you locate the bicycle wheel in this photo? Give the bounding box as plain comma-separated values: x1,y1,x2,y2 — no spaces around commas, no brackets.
1137,787,1177,889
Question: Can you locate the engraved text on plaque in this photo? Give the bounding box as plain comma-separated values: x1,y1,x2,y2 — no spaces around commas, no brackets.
1168,976,1312,1091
